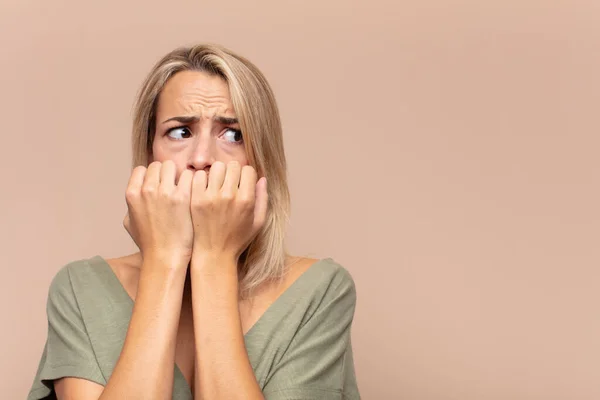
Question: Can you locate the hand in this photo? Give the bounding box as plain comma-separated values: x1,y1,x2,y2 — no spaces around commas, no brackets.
190,161,268,263
123,160,195,268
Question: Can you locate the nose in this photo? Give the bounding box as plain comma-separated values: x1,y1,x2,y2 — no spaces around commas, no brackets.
187,135,215,173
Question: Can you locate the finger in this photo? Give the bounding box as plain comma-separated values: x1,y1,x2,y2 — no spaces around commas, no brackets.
177,169,194,196
252,177,268,233
222,161,242,195
143,161,161,190
239,165,257,201
125,166,146,203
207,161,226,192
159,160,177,190
192,170,208,199
125,165,146,210
122,212,130,230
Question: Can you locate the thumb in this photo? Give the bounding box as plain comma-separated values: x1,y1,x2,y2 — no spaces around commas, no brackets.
123,212,130,232
123,211,140,250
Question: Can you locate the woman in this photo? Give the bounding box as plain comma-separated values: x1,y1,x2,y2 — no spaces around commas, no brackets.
27,43,360,400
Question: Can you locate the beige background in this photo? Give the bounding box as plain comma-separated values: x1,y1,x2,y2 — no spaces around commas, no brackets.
1,0,599,399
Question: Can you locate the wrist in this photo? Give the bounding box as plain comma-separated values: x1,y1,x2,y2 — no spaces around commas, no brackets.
190,251,238,275
142,250,190,271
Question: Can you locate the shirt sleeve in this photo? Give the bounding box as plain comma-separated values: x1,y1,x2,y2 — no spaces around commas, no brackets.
27,264,105,400
262,266,361,400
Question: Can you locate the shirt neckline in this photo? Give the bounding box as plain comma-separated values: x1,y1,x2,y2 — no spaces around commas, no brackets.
88,254,329,395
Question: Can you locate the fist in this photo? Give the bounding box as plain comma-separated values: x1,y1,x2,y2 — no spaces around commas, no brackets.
190,161,268,261
123,160,195,267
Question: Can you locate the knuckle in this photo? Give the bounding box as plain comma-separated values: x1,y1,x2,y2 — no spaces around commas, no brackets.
141,185,155,196
125,188,135,199
237,194,253,206
205,193,217,204
125,189,139,203
191,194,206,207
171,192,187,205
199,194,216,207
221,191,235,202
157,185,171,196
158,191,171,203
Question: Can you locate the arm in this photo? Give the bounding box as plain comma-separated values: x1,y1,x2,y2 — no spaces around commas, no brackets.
55,258,187,400
188,161,268,399
190,254,264,400
53,161,195,400
102,258,187,399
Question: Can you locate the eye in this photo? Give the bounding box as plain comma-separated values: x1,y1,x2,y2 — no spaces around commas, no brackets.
222,128,243,144
166,126,191,140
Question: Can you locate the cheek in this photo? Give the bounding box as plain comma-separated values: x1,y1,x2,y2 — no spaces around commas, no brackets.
233,153,250,168
151,143,187,178
218,142,249,165
150,139,163,162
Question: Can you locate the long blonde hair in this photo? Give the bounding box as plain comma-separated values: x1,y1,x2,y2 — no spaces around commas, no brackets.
131,44,291,298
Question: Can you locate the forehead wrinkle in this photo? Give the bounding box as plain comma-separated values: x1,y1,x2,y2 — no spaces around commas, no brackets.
172,94,235,118
158,71,236,120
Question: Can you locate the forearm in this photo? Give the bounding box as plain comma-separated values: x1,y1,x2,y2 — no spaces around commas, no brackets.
191,255,264,400
100,258,187,400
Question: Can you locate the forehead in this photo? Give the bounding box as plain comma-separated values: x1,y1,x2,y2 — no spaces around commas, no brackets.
156,70,234,116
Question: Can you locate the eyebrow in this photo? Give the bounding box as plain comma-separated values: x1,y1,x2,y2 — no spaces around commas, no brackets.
161,115,239,125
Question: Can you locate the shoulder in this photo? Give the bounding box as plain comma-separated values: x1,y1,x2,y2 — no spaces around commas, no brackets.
44,258,98,318
287,257,357,321
303,257,357,298
278,258,358,344
46,255,122,305
47,258,94,297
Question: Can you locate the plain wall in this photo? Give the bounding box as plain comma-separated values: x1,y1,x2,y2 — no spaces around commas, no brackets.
1,1,599,399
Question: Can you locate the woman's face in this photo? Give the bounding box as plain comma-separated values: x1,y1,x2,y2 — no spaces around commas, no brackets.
152,70,248,182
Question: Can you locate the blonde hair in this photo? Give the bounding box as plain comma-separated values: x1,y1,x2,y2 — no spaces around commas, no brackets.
131,44,292,298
